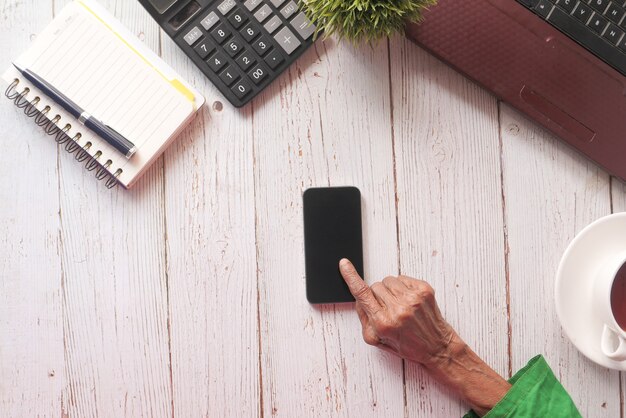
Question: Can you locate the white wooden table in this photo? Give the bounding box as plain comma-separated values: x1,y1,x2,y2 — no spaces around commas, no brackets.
1,1,624,417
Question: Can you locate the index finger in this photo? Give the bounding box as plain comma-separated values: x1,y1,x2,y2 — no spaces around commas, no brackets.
339,258,381,315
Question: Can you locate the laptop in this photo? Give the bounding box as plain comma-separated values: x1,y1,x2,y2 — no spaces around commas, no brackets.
406,0,626,181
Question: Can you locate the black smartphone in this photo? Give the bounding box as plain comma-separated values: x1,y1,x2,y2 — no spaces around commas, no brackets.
303,187,364,304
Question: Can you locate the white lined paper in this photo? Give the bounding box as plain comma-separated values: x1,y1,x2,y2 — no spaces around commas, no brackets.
27,8,193,155
4,0,204,187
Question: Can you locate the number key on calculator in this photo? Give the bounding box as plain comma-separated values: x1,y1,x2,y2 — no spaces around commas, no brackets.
139,0,318,107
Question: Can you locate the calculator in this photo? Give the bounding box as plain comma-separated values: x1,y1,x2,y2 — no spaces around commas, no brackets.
138,0,317,107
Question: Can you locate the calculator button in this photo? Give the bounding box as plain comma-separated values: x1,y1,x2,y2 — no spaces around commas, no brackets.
241,23,260,42
264,48,284,69
211,24,232,44
244,0,263,12
183,26,203,46
194,38,216,59
200,11,220,31
219,66,241,86
225,39,243,57
280,1,298,19
232,79,253,99
264,16,282,34
270,0,287,7
274,27,301,54
248,63,269,85
217,0,236,15
207,51,228,72
252,35,272,55
254,4,272,22
236,50,257,70
290,12,316,40
228,8,248,29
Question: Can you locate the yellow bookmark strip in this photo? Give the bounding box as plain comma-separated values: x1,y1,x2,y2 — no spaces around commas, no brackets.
77,0,196,108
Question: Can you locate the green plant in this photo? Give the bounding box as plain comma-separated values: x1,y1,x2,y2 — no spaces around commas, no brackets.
302,0,438,44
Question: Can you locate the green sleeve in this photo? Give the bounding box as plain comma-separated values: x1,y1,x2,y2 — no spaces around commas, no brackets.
463,355,582,418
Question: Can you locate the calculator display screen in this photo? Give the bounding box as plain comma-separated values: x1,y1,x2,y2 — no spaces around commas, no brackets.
148,0,178,14
168,1,201,29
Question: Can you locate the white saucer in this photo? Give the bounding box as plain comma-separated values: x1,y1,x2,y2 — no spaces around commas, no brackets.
555,212,626,371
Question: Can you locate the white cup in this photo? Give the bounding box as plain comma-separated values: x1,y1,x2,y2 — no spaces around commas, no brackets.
594,251,626,361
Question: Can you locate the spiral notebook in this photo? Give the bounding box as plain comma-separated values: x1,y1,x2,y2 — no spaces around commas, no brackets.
2,0,205,189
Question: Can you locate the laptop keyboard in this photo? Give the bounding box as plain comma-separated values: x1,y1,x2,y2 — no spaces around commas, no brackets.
517,0,626,76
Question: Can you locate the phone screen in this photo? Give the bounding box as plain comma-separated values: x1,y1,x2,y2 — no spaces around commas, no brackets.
303,187,364,304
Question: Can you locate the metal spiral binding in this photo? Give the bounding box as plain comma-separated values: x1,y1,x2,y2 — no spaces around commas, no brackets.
5,79,123,189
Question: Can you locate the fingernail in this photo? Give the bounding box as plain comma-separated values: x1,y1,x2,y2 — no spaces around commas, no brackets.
339,258,351,270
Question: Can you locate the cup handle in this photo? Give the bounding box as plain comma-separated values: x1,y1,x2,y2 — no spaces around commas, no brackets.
601,324,626,361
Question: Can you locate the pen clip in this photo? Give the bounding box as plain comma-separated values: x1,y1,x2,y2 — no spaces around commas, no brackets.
103,122,122,136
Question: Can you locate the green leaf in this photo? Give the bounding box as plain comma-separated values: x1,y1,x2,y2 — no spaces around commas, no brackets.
301,0,438,44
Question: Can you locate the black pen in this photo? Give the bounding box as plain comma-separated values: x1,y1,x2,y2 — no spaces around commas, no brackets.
13,63,137,159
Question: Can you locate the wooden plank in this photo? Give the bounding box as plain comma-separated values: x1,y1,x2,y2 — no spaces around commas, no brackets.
0,1,64,416
500,104,620,417
160,25,260,418
389,38,508,416
52,1,172,416
622,373,625,418
613,178,626,212
253,40,405,416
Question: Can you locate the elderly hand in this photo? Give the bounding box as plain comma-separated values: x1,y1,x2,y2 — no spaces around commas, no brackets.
339,258,511,417
338,258,457,367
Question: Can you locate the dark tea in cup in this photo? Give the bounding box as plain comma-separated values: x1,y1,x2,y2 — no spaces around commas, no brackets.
612,262,626,331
